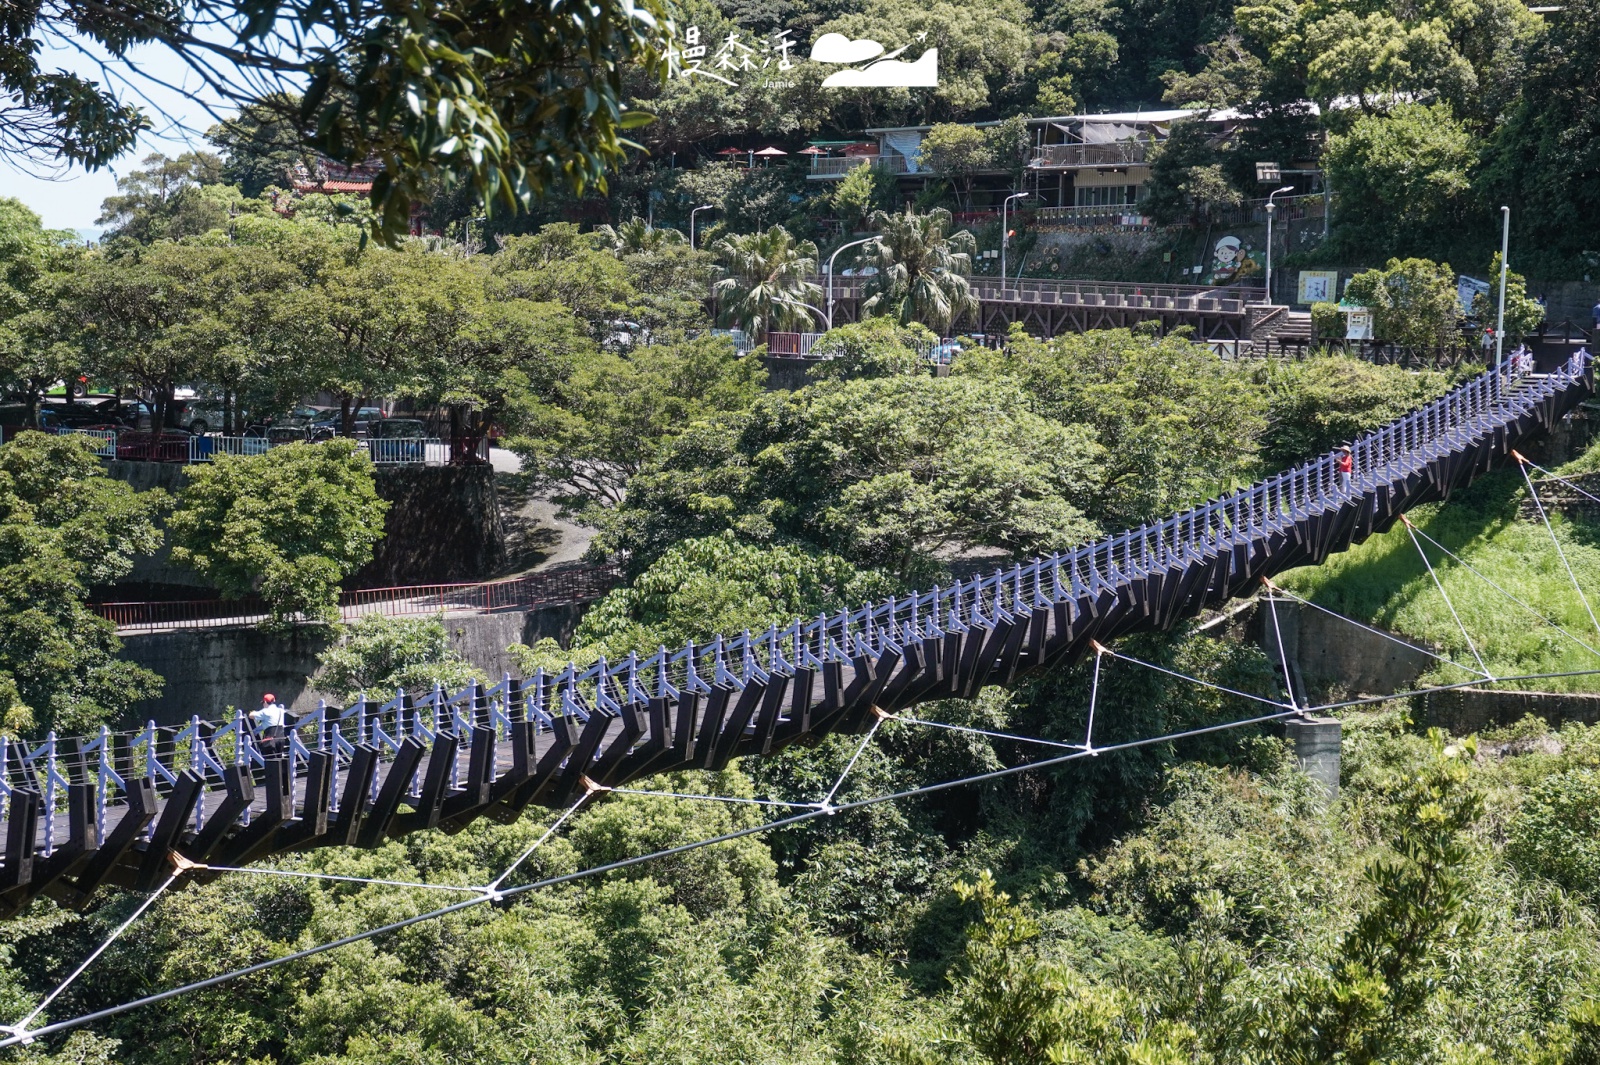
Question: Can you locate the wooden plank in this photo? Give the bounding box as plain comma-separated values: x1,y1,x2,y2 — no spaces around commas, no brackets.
709,681,767,769
392,733,459,833
51,777,155,910
277,751,333,851
0,788,38,890
210,759,292,868
438,727,497,829
330,745,380,847
29,783,98,895
134,771,204,890
181,764,256,865
356,739,426,848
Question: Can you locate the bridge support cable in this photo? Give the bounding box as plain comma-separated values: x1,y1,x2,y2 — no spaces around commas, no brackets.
1084,642,1104,753
1400,517,1492,679
195,866,490,896
603,788,818,810
1403,523,1600,665
0,700,1317,1053
1264,593,1301,708
1303,668,1600,715
816,712,887,811
1260,579,1487,680
1516,451,1600,643
4,866,186,1044
1519,458,1600,509
883,716,1086,751
1095,646,1297,713
483,787,597,895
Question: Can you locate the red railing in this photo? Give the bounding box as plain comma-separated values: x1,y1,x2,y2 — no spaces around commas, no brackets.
93,565,624,633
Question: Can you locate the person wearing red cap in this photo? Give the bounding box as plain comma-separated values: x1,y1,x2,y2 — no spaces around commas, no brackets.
251,692,289,755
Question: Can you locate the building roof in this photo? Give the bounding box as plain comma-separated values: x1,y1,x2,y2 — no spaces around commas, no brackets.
862,109,1238,135
292,179,374,194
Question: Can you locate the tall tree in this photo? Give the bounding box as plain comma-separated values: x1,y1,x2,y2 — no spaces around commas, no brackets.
3,0,673,242
168,440,390,628
860,208,978,335
711,226,823,340
0,433,164,735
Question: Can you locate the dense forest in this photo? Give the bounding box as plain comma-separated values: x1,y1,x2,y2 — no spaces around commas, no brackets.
3,0,1600,1049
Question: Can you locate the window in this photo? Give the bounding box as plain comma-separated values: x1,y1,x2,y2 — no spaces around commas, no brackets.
1074,184,1140,207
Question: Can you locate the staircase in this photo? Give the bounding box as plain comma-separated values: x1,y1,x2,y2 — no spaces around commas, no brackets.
1246,306,1314,356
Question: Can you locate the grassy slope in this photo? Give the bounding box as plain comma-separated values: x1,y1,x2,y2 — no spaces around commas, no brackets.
1275,453,1600,692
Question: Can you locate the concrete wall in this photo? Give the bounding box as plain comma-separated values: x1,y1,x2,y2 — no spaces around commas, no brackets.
100,460,506,591
117,602,587,725
1414,688,1600,734
1259,597,1435,698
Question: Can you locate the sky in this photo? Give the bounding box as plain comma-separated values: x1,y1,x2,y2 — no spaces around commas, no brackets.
0,33,239,237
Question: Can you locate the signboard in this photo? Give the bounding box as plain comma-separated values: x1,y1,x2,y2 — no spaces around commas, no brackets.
1256,162,1281,182
1297,270,1339,304
1345,308,1374,341
1457,275,1490,317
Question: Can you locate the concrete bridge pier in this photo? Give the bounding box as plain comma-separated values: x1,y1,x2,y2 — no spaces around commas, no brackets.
1284,715,1341,798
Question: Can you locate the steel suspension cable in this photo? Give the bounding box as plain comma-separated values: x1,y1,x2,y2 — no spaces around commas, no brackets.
1405,523,1600,663
6,868,184,1038
1516,452,1600,642
1265,593,1300,708
1261,579,1485,679
1401,517,1491,678
0,700,1316,1052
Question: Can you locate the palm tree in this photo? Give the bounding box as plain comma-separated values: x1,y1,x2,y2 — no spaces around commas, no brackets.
593,216,686,256
859,207,978,335
710,226,822,340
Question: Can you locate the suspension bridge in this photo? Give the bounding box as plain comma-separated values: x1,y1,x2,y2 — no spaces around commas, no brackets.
0,351,1596,1048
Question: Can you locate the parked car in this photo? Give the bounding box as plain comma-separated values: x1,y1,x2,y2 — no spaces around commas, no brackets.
0,405,66,431
313,406,385,437
170,399,229,435
366,418,427,462
42,397,126,429
265,424,335,447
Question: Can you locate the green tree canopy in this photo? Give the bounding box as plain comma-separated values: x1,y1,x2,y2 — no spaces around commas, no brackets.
860,208,978,335
167,440,390,628
806,317,938,382
957,329,1269,525
4,0,673,242
0,433,164,734
1344,257,1463,348
595,374,1103,579
314,613,478,702
711,225,823,340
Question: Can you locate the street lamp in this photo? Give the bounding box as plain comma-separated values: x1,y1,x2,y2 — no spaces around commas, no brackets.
772,295,831,332
690,205,715,249
1495,206,1512,369
1264,185,1294,305
826,235,877,330
1001,192,1031,292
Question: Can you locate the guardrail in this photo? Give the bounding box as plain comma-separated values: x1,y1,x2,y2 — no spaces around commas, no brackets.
93,565,624,633
806,154,916,178
1030,142,1151,169
53,429,485,466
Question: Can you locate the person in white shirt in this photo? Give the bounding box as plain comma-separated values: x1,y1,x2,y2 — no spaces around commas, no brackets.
250,693,289,755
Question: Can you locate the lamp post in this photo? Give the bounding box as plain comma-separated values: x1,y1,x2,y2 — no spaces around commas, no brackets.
1496,205,1510,369
690,205,715,249
773,295,831,332
1264,185,1294,305
826,235,877,331
1001,192,1030,293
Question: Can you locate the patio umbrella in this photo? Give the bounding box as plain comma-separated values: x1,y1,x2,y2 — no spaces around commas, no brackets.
755,146,788,156
798,146,826,154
